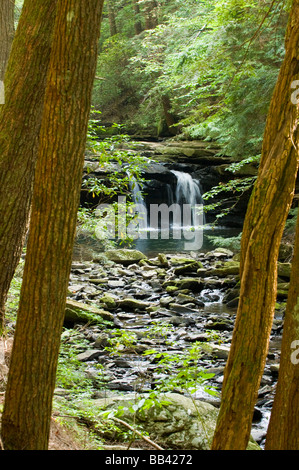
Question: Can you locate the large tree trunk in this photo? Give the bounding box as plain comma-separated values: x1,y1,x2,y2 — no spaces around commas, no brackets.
211,0,299,450
0,0,15,81
265,205,299,450
0,0,57,334
0,0,104,451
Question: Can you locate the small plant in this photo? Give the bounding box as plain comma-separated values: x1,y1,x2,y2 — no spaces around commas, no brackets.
78,110,150,246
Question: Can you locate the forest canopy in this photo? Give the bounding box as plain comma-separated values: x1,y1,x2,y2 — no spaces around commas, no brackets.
93,0,290,160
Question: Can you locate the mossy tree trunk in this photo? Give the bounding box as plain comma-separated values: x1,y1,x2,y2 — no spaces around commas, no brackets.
265,206,299,450
1,0,104,450
0,0,15,80
211,0,299,450
0,0,58,334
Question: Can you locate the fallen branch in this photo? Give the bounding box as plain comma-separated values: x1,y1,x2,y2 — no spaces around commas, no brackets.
111,417,164,451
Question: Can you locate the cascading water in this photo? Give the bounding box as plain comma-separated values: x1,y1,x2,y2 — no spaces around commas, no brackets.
170,170,205,228
126,172,148,232
127,168,205,253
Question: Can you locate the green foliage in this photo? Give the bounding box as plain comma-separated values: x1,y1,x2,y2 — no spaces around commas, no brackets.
77,111,150,245
56,329,96,393
206,232,242,251
93,0,288,160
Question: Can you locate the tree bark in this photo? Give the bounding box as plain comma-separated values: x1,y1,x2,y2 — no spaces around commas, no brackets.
107,0,117,36
0,0,15,81
144,0,158,30
132,0,142,35
265,204,299,450
211,0,299,450
1,0,104,450
0,0,57,334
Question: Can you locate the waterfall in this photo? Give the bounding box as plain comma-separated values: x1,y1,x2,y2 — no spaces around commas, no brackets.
126,172,148,232
125,169,205,249
171,170,205,227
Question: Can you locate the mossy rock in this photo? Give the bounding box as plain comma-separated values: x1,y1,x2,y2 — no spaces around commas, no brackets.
173,261,204,275
94,392,260,450
277,262,291,280
163,278,203,292
103,249,147,265
65,299,113,324
209,261,240,277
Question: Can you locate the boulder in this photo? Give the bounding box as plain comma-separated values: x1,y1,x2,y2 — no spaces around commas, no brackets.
94,392,260,450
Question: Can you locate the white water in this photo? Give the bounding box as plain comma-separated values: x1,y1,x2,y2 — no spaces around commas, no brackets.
126,170,206,249
171,170,205,228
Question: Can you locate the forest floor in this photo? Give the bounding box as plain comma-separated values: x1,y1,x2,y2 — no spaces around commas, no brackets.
0,336,159,451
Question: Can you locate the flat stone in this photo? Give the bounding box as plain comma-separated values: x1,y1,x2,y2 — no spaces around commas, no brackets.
108,280,126,288
76,349,103,362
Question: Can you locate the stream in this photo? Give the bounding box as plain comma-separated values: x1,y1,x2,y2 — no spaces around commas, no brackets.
66,239,283,449
66,147,281,449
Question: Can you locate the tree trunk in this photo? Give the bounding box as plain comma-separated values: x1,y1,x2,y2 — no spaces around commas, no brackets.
107,0,117,36
0,0,15,81
132,0,142,35
0,0,57,334
0,0,104,451
144,0,158,30
265,204,299,450
161,94,180,135
211,0,299,450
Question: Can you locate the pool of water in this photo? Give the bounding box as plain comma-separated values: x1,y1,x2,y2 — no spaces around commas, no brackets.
73,225,242,261
132,225,241,256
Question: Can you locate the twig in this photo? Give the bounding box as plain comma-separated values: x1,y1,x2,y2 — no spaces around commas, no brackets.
111,417,164,451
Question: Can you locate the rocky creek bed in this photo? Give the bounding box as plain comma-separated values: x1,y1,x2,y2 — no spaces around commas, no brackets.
54,246,289,450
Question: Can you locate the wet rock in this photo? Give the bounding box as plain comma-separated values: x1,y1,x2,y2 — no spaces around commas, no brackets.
169,303,199,315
